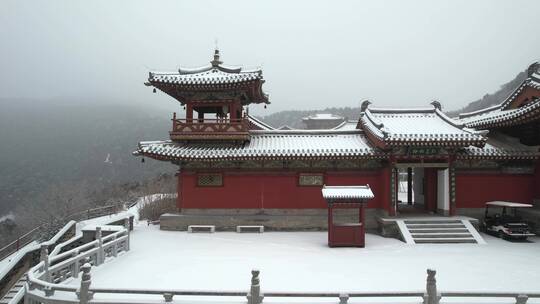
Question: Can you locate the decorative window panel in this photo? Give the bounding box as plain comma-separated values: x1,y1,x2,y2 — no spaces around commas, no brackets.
197,174,223,187
298,174,324,186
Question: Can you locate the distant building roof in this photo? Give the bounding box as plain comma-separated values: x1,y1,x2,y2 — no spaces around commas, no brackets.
359,101,487,148
332,120,358,131
302,113,344,121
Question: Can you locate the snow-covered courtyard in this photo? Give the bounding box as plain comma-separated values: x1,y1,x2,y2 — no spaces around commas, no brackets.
79,223,540,294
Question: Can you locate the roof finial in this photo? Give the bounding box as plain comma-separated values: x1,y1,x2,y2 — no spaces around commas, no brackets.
211,42,222,67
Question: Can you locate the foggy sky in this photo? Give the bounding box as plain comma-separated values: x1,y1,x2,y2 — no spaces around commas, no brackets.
1,0,540,116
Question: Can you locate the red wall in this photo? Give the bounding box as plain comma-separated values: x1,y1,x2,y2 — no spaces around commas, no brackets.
535,162,540,202
179,170,386,210
456,173,536,208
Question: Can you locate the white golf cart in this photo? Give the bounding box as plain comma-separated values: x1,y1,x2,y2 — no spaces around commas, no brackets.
482,201,535,240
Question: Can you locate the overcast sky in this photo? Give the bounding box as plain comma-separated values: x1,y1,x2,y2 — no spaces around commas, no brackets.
1,0,540,116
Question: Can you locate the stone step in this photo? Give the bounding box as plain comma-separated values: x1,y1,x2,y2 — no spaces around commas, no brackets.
406,223,465,229
404,220,462,224
412,232,473,238
409,228,469,233
414,237,477,244
0,299,12,304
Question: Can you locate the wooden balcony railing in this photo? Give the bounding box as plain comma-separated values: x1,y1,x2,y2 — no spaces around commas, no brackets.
170,117,250,141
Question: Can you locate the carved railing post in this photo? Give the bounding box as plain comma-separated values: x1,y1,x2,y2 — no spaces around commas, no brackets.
72,250,80,278
516,294,528,304
247,269,263,304
77,263,93,304
124,217,130,251
96,227,104,265
40,244,51,282
112,234,118,257
339,293,349,304
423,269,440,304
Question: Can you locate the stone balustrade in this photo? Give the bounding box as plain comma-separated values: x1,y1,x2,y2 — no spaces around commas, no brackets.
22,216,540,304
25,256,540,304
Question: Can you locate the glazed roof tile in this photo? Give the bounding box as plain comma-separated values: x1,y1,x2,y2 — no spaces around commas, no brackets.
322,185,374,201
459,99,540,129
135,130,383,161
459,63,540,129
149,68,262,86
359,102,486,147
458,132,539,159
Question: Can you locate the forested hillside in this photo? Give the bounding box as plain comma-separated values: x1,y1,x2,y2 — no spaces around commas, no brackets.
259,68,527,127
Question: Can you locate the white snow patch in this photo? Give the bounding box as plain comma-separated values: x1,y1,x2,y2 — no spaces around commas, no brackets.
76,225,540,296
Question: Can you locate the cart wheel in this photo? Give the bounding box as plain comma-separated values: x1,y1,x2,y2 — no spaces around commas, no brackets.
498,230,505,239
479,223,486,232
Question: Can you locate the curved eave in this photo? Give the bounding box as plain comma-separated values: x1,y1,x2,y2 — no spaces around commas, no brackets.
148,78,269,104
500,79,540,109
456,153,540,160
464,99,540,130
134,150,387,162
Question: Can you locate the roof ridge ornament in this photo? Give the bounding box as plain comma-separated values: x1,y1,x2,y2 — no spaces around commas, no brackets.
360,100,371,112
527,61,539,77
211,49,223,67
431,100,442,110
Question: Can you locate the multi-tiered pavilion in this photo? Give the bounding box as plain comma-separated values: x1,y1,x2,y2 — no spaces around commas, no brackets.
135,51,540,230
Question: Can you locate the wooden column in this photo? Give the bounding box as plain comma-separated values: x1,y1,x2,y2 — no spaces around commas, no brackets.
186,104,193,123
328,204,333,245
407,167,413,205
197,110,204,123
176,169,182,212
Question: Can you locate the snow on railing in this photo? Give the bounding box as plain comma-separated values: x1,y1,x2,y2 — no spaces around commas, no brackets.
0,204,123,261
26,219,130,303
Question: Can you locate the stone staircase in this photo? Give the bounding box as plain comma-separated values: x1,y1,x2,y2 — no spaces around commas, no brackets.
0,275,26,304
396,219,485,244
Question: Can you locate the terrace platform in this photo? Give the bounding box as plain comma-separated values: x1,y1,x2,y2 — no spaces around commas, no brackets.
65,223,540,294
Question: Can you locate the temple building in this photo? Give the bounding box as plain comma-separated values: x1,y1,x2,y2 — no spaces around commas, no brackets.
134,51,540,231
302,113,345,129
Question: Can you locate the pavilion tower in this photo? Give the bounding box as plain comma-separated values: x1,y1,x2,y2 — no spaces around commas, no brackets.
145,49,269,142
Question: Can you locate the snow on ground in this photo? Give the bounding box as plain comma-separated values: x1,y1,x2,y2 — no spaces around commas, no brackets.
80,224,540,295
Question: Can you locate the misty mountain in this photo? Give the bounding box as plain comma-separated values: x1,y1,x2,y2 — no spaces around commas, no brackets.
0,99,176,215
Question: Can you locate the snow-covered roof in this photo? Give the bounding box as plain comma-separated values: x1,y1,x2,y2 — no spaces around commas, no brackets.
149,68,262,86
459,62,540,129
458,132,539,160
486,201,533,208
322,185,374,201
146,49,269,104
359,101,486,148
302,113,344,121
247,115,275,130
135,130,383,161
459,98,540,129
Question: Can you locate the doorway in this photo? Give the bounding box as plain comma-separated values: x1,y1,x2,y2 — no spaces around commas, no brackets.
394,164,450,215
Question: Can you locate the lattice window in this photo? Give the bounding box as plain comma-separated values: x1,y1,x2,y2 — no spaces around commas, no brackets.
298,174,324,186
197,174,223,187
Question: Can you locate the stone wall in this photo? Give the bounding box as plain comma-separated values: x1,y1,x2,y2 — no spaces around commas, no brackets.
160,208,385,231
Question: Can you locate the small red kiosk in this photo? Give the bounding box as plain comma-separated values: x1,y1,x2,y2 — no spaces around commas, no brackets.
322,185,374,247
